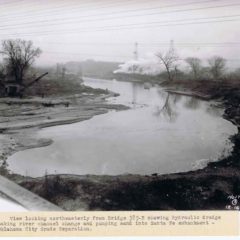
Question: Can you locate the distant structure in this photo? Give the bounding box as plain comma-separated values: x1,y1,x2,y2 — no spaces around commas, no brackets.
56,63,61,78
4,82,23,97
0,73,48,97
133,42,139,60
62,66,66,80
56,63,67,80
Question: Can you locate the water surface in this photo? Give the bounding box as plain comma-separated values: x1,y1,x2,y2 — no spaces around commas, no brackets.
7,78,237,177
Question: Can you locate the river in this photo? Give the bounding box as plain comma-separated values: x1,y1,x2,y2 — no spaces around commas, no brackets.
7,77,238,177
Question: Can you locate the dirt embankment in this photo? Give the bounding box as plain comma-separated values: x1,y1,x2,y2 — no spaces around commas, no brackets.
0,84,127,176
12,79,240,211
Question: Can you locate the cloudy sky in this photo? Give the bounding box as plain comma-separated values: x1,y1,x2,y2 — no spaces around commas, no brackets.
0,0,239,68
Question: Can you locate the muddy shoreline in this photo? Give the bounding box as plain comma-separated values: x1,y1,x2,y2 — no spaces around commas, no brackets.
0,90,127,175
1,79,240,210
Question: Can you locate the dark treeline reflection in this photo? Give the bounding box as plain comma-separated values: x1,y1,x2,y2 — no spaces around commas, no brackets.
206,105,222,117
154,91,223,123
154,93,179,122
184,97,201,110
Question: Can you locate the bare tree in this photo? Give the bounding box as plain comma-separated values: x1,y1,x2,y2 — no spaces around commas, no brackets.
156,42,179,81
1,39,42,84
185,57,202,80
208,56,226,80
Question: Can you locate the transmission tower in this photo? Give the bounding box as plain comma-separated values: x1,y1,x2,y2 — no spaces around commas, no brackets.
133,42,139,60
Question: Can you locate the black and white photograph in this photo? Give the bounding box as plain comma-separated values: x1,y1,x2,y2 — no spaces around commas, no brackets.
0,0,239,212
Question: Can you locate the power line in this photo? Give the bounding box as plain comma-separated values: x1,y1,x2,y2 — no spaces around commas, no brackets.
0,2,238,38
0,0,56,12
1,13,239,32
0,0,236,29
95,18,240,33
33,40,240,46
34,40,240,49
0,0,155,20
0,0,224,23
1,16,240,37
0,0,26,7
0,0,128,12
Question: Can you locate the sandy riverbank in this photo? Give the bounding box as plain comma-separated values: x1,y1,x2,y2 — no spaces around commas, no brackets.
0,89,128,176
1,79,239,211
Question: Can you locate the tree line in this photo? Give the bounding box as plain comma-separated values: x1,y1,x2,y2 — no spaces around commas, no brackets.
0,38,239,98
156,43,238,82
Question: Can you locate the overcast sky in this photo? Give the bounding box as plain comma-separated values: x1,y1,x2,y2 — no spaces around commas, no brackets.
0,0,239,68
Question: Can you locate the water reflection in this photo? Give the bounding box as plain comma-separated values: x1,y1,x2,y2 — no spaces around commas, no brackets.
7,78,238,177
153,94,178,122
131,82,139,107
173,94,182,104
206,105,223,117
184,97,201,110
